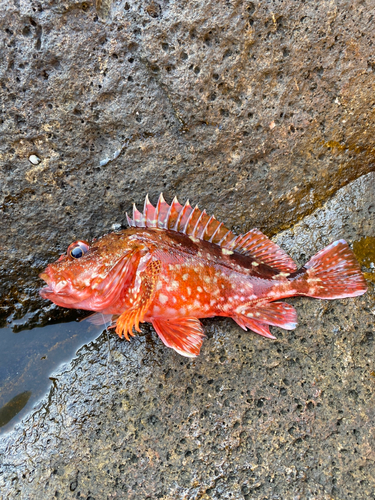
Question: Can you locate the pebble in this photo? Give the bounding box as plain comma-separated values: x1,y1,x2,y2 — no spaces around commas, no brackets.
29,155,41,165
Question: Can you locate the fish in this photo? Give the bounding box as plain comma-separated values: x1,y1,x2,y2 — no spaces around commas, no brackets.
39,194,367,357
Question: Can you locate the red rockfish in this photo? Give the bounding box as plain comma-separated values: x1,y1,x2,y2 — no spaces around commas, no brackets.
39,194,367,357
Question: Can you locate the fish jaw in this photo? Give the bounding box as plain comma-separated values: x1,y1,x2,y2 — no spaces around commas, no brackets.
39,266,93,308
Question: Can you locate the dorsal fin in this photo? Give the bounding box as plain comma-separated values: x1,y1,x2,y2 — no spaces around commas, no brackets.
126,194,297,272
232,229,297,272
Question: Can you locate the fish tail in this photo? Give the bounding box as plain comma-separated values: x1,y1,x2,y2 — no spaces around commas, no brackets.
296,239,367,299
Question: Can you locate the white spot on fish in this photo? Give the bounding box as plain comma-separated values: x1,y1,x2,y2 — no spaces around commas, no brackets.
252,261,259,266
197,286,203,293
247,313,254,317
159,294,168,304
182,274,189,281
166,307,177,315
222,249,234,255
187,287,191,296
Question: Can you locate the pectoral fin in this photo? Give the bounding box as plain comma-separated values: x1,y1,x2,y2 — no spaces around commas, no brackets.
115,260,161,340
152,317,206,357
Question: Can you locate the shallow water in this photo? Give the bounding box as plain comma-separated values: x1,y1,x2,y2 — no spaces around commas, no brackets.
0,319,103,434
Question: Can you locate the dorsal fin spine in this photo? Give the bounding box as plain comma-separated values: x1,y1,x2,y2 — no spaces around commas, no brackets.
197,210,209,238
126,213,134,227
218,230,233,246
167,196,182,230
155,193,162,227
133,204,144,227
192,209,206,238
209,221,223,243
174,200,191,232
143,194,151,226
226,235,239,250
182,204,197,234
200,214,215,240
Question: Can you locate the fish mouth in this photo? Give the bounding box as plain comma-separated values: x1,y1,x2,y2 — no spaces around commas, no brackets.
39,269,69,297
39,271,53,297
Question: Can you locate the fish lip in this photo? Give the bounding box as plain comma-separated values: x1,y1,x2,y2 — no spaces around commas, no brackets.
39,271,53,298
39,269,70,296
39,272,50,283
39,286,53,298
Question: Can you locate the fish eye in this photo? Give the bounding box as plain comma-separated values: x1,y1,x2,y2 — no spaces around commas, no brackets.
67,240,90,259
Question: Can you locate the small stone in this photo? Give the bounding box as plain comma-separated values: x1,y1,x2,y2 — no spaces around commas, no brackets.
111,223,122,231
29,155,41,165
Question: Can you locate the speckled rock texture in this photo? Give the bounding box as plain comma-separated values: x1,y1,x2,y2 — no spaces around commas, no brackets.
0,172,374,499
1,0,375,327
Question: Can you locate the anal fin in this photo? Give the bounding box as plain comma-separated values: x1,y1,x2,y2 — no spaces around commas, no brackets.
236,301,298,331
152,317,206,357
233,316,276,339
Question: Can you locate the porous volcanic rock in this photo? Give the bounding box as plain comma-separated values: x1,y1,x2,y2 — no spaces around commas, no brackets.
1,0,375,326
0,172,374,499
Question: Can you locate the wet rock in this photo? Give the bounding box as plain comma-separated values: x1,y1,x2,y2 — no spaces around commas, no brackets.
0,173,374,499
1,0,375,326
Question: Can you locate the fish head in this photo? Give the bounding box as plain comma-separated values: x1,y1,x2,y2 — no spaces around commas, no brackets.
39,230,142,311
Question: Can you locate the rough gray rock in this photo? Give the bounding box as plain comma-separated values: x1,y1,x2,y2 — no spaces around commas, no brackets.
0,173,374,499
1,0,375,326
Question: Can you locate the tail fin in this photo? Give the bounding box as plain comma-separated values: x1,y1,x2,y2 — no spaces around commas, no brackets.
300,240,367,299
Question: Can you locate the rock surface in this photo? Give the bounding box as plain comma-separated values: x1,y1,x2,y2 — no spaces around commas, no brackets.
1,0,375,326
0,173,374,499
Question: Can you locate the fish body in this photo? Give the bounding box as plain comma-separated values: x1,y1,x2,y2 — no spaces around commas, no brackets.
40,194,367,357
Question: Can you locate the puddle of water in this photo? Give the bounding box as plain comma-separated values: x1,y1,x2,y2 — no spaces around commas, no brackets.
0,319,104,434
353,236,375,284
353,236,375,267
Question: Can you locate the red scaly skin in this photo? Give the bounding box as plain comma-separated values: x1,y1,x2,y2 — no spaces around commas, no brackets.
40,195,367,357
